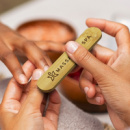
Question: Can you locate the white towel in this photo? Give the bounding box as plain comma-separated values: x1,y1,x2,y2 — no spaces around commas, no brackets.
58,93,104,130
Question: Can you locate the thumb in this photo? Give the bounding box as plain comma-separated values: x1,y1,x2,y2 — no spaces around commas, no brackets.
21,69,44,112
65,41,114,81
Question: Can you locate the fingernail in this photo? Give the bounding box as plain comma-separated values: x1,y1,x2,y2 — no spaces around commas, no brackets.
66,41,78,54
32,69,43,80
95,97,101,103
40,61,45,68
19,74,27,84
84,87,89,94
44,65,49,72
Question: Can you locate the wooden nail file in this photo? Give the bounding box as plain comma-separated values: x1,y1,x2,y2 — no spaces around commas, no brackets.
37,27,102,93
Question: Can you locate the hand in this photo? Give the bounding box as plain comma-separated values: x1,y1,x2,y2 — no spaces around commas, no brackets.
35,41,65,53
0,22,64,84
0,61,61,130
65,19,130,129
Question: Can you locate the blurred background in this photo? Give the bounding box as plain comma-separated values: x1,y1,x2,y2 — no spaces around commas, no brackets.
0,0,130,128
0,0,29,14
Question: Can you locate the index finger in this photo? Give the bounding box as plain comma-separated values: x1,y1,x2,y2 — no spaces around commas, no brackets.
2,60,35,103
86,18,130,50
15,40,52,70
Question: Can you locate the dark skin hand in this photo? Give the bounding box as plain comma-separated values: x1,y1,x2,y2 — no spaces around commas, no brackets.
0,22,64,84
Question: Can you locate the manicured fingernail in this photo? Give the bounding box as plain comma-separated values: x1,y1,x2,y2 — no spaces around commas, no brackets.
95,97,101,103
44,65,49,72
19,74,27,84
84,87,89,94
32,69,43,80
66,41,78,54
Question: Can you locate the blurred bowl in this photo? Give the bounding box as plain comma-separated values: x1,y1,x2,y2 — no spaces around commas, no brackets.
16,19,76,63
17,19,76,43
60,69,106,112
16,19,106,113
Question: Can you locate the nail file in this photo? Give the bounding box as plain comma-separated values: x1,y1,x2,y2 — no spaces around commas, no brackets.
37,27,102,93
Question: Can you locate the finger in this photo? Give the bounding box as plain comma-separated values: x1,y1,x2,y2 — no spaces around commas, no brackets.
69,44,113,74
80,69,96,98
20,69,44,112
80,69,102,98
44,90,61,130
0,40,28,84
80,69,93,82
2,60,35,103
16,40,51,70
86,18,130,51
22,60,36,78
92,44,114,64
40,94,48,114
65,41,115,81
35,41,65,52
87,93,105,105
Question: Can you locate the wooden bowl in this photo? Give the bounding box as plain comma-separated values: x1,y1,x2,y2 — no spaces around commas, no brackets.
16,19,76,63
60,69,107,112
17,19,76,43
16,19,106,113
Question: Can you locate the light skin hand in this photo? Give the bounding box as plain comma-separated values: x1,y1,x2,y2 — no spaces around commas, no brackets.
79,19,130,104
65,19,130,129
0,60,61,130
86,19,130,109
82,19,130,99
0,22,64,84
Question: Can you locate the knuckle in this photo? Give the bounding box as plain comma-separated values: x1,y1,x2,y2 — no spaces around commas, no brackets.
22,41,35,51
76,49,91,63
121,24,128,29
37,53,46,61
34,54,48,67
119,24,129,31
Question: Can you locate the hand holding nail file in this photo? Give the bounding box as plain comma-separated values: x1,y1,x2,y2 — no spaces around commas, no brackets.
37,27,102,93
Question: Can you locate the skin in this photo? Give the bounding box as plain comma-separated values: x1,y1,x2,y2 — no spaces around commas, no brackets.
1,18,130,130
65,18,130,130
0,22,64,84
0,60,61,130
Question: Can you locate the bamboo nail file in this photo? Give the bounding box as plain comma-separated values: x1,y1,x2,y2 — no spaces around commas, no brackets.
37,27,102,93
